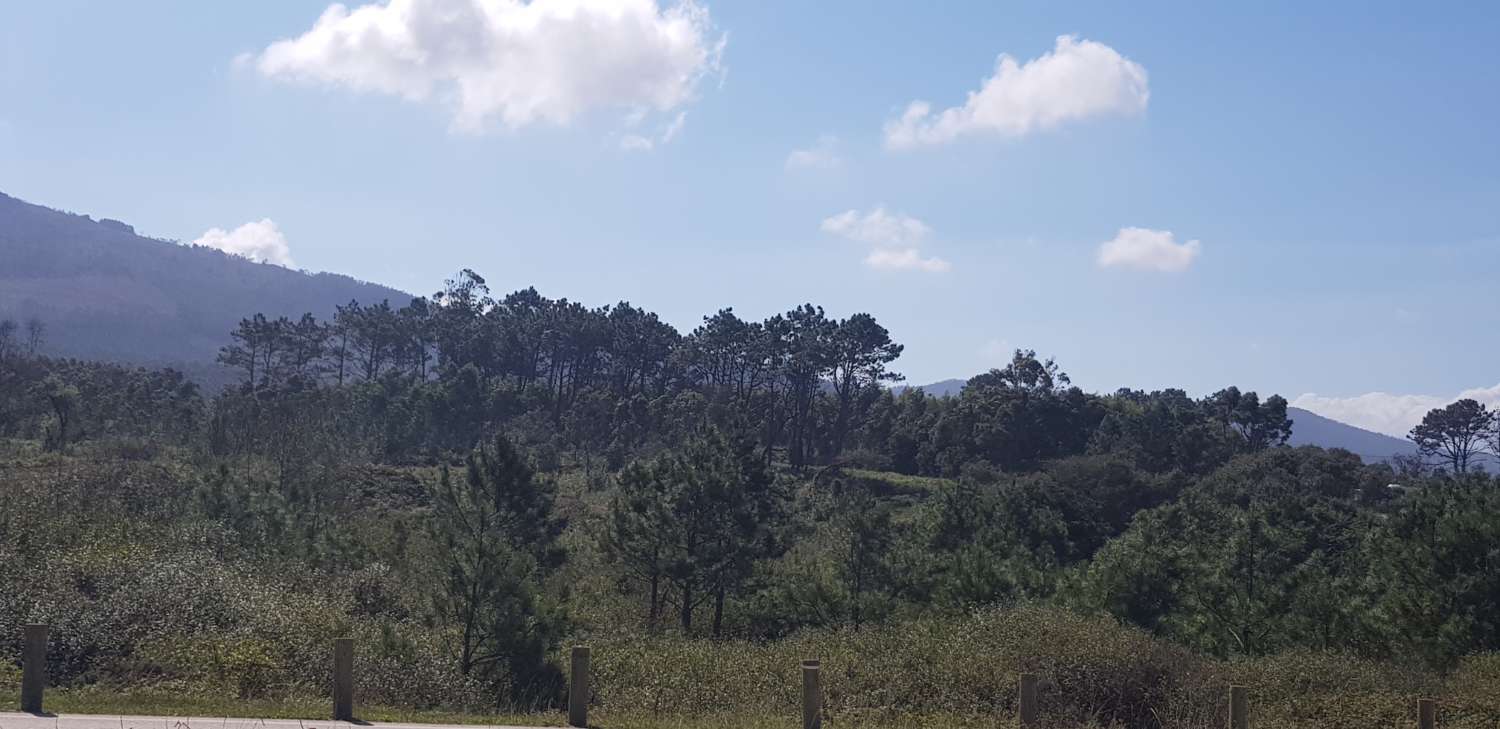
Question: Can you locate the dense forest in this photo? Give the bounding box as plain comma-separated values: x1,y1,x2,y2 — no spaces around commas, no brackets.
3,269,1500,725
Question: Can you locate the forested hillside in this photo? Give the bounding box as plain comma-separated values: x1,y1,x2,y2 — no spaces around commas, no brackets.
0,191,408,369
6,264,1500,726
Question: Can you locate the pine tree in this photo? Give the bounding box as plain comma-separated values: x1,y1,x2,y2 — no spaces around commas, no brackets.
429,433,566,703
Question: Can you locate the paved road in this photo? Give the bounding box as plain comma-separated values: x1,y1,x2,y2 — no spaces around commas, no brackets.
0,714,545,729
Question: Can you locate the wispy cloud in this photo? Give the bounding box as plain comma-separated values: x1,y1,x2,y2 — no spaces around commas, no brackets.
785,135,841,170
821,207,931,246
864,247,951,273
821,207,950,273
620,111,689,151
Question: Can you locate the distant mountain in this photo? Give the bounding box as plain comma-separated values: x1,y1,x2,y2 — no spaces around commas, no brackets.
1286,406,1416,463
893,378,966,398
896,379,1416,464
0,191,410,370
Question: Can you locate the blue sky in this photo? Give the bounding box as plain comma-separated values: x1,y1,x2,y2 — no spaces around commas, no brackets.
2,1,1497,436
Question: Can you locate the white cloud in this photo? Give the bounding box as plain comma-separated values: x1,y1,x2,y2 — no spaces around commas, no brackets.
193,219,295,267
820,207,931,246
864,247,951,273
1292,384,1500,439
252,0,725,133
1096,227,1201,272
885,35,1148,149
785,135,841,170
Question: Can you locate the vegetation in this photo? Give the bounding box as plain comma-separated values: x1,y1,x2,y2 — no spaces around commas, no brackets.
3,269,1500,727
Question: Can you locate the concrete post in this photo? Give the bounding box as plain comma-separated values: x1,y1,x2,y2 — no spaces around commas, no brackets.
801,660,822,729
333,637,354,721
1018,673,1038,728
21,624,47,714
568,646,590,728
1418,698,1436,729
1229,686,1249,729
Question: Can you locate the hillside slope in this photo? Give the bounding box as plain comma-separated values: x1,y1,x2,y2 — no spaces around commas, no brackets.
0,191,410,367
1286,406,1417,463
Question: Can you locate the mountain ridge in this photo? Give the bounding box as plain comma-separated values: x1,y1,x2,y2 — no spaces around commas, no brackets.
0,190,410,369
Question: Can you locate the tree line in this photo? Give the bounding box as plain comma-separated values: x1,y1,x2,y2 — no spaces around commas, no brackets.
5,269,1500,707
204,270,1302,480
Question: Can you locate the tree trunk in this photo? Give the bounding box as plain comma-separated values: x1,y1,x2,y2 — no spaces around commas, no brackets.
648,573,660,630
851,541,863,631
712,584,726,638
336,334,348,386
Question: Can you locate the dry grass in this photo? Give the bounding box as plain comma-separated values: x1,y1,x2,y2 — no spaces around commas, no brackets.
0,684,562,726
10,633,1500,729
577,607,1500,729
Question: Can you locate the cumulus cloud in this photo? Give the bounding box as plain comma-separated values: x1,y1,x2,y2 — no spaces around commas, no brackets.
1096,227,1201,272
864,247,951,273
885,35,1148,149
785,135,841,170
193,219,295,267
821,207,948,273
1293,385,1500,439
251,0,725,133
820,207,931,246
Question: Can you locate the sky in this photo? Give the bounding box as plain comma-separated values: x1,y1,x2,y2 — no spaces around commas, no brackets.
1,0,1498,437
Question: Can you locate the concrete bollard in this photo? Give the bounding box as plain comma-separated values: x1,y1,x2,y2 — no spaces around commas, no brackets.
1229,685,1249,729
333,637,354,721
568,646,590,728
21,624,47,714
1018,673,1038,728
1418,698,1436,729
801,660,822,729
